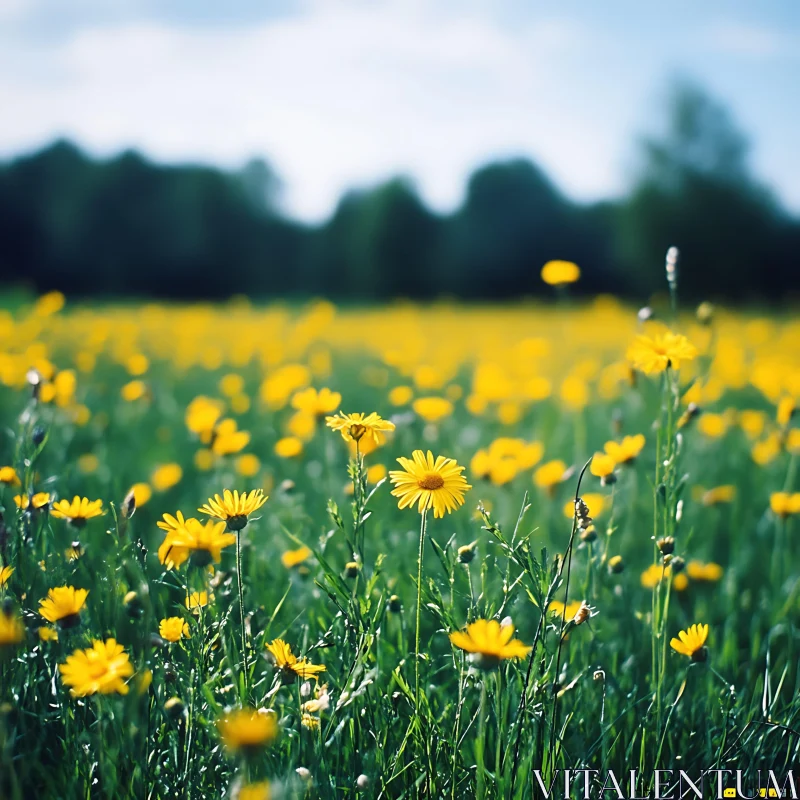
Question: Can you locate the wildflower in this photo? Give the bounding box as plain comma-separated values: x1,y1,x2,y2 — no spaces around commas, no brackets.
701,485,736,506
571,600,596,626
344,561,359,578
590,453,616,485
627,329,697,374
0,565,13,588
38,626,58,642
548,600,583,621
291,387,341,417
77,454,99,474
51,496,103,527
167,518,236,568
199,489,268,531
458,543,477,563
0,609,24,646
389,450,471,518
777,396,796,428
185,591,212,612
607,555,625,574
14,492,51,511
65,543,84,561
541,260,580,286
39,586,88,628
686,561,723,582
698,413,728,439
151,463,183,492
389,385,414,406
669,623,709,662
603,434,645,464
412,397,454,423
563,493,605,522
219,373,245,397
265,638,326,682
211,418,250,457
0,467,20,486
281,546,312,569
236,454,261,477
218,708,278,754
738,410,766,440
59,638,134,696
678,402,702,429
449,619,531,669
325,411,395,445
121,380,147,401
657,536,675,555
640,564,671,589
239,782,272,800
301,712,320,730
159,617,190,643
274,437,303,458
185,396,224,441
533,460,567,494
770,492,800,518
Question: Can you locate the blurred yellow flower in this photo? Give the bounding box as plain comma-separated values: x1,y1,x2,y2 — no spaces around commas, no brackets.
281,546,312,569
0,565,13,587
291,386,341,417
219,373,245,397
388,385,414,406
413,396,454,423
590,453,616,480
14,492,50,510
604,434,645,464
121,380,147,402
449,619,531,668
0,610,25,647
211,418,250,456
275,437,303,458
563,493,606,520
236,454,261,477
266,638,326,681
51,496,103,525
151,463,183,492
185,591,212,612
159,617,190,642
129,482,152,507
218,708,278,754
541,260,580,286
770,492,800,517
0,466,20,486
534,460,567,493
700,485,735,506
39,586,89,626
59,638,134,696
686,561,723,582
627,329,697,374
697,413,728,439
77,454,100,474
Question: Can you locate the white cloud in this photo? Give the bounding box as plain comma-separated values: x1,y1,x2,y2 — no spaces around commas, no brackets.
0,0,638,219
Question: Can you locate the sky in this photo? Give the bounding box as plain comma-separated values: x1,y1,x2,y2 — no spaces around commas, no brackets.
1,0,798,221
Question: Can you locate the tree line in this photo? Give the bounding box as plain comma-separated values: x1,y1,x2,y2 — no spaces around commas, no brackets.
1,83,797,302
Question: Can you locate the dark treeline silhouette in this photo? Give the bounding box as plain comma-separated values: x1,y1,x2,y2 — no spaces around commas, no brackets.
1,83,798,302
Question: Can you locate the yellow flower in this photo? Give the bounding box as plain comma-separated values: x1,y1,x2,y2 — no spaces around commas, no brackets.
533,460,567,493
640,563,671,589
388,385,414,406
39,586,89,627
218,708,278,754
151,463,183,492
219,373,245,397
590,453,616,480
211,418,250,456
125,353,149,376
367,463,387,484
129,482,152,507
38,626,58,642
281,546,312,569
548,600,584,621
274,437,303,458
0,609,25,647
239,782,272,800
449,619,531,669
159,617,190,643
777,396,796,428
389,450,471,518
185,591,212,612
121,380,147,401
752,433,782,465
198,489,268,531
686,561,723,582
59,638,134,696
0,565,13,588
627,329,697,374
0,466,20,486
185,396,224,441
195,449,214,471
738,410,766,440
77,454,99,474
51,496,103,526
14,492,50,510
266,638,326,681
325,411,395,445
770,492,800,517
236,454,261,477
603,434,645,464
701,485,735,506
291,387,341,417
165,518,237,567
669,623,708,662
412,397,454,423
697,413,728,439
541,260,580,286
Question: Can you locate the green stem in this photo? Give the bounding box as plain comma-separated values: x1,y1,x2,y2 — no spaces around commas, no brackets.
477,678,488,799
415,510,428,710
236,531,248,701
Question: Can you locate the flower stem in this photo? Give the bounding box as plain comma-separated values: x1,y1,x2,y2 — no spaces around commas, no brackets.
476,678,488,798
236,530,248,701
415,510,428,711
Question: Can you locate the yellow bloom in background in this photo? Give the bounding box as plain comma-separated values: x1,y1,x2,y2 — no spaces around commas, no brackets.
389,450,471,518
77,454,99,474
686,561,723,582
51,496,103,526
218,708,278,754
325,411,395,445
38,626,59,642
541,260,580,286
281,546,312,569
236,454,261,477
449,619,531,668
33,290,65,317
199,489,268,532
752,433,782,466
266,638,326,681
777,396,796,428
697,413,729,439
151,463,183,492
121,379,147,401
533,460,567,493
0,466,20,486
275,437,303,458
0,609,25,646
560,375,589,411
0,565,13,587
194,449,214,471
219,373,245,397
366,463,387,484
640,564,671,589
231,393,250,414
700,485,735,506
129,482,152,507
238,782,272,800
412,397,454,423
185,591,212,612
738,410,767,440
59,638,134,696
291,386,341,417
627,329,697,374
167,519,237,567
388,385,414,406
672,573,689,592
563,493,606,520
39,586,88,627
159,617,190,642
286,410,316,441
590,453,616,480
548,600,583,621
669,623,709,662
770,492,800,517
211,418,250,457
125,353,149,376
787,429,800,455
14,492,50,510
185,396,224,441
604,434,645,464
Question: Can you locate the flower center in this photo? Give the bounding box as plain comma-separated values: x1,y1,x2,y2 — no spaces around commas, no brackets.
418,474,444,491
348,424,366,441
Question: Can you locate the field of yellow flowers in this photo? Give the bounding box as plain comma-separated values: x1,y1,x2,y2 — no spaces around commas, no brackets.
1,283,800,799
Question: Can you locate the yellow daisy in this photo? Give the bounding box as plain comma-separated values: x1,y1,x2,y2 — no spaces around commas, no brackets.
51,496,104,526
325,411,395,445
449,619,531,669
669,623,709,662
281,546,312,569
292,387,342,417
541,260,580,286
603,434,645,464
218,708,278,754
198,489,268,531
159,617,190,643
388,450,471,518
0,466,20,486
39,586,89,628
265,638,326,682
14,492,51,510
166,518,237,568
627,329,697,374
0,609,25,647
59,638,134,696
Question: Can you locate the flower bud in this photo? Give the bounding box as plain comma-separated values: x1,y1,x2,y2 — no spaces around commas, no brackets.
657,536,675,555
457,543,476,564
344,561,359,579
607,555,624,574
164,697,185,720
388,594,402,613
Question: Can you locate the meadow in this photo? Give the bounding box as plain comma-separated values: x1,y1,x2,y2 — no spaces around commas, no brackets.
1,282,799,799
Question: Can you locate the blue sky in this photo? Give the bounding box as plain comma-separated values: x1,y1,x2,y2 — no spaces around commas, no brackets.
1,0,798,220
